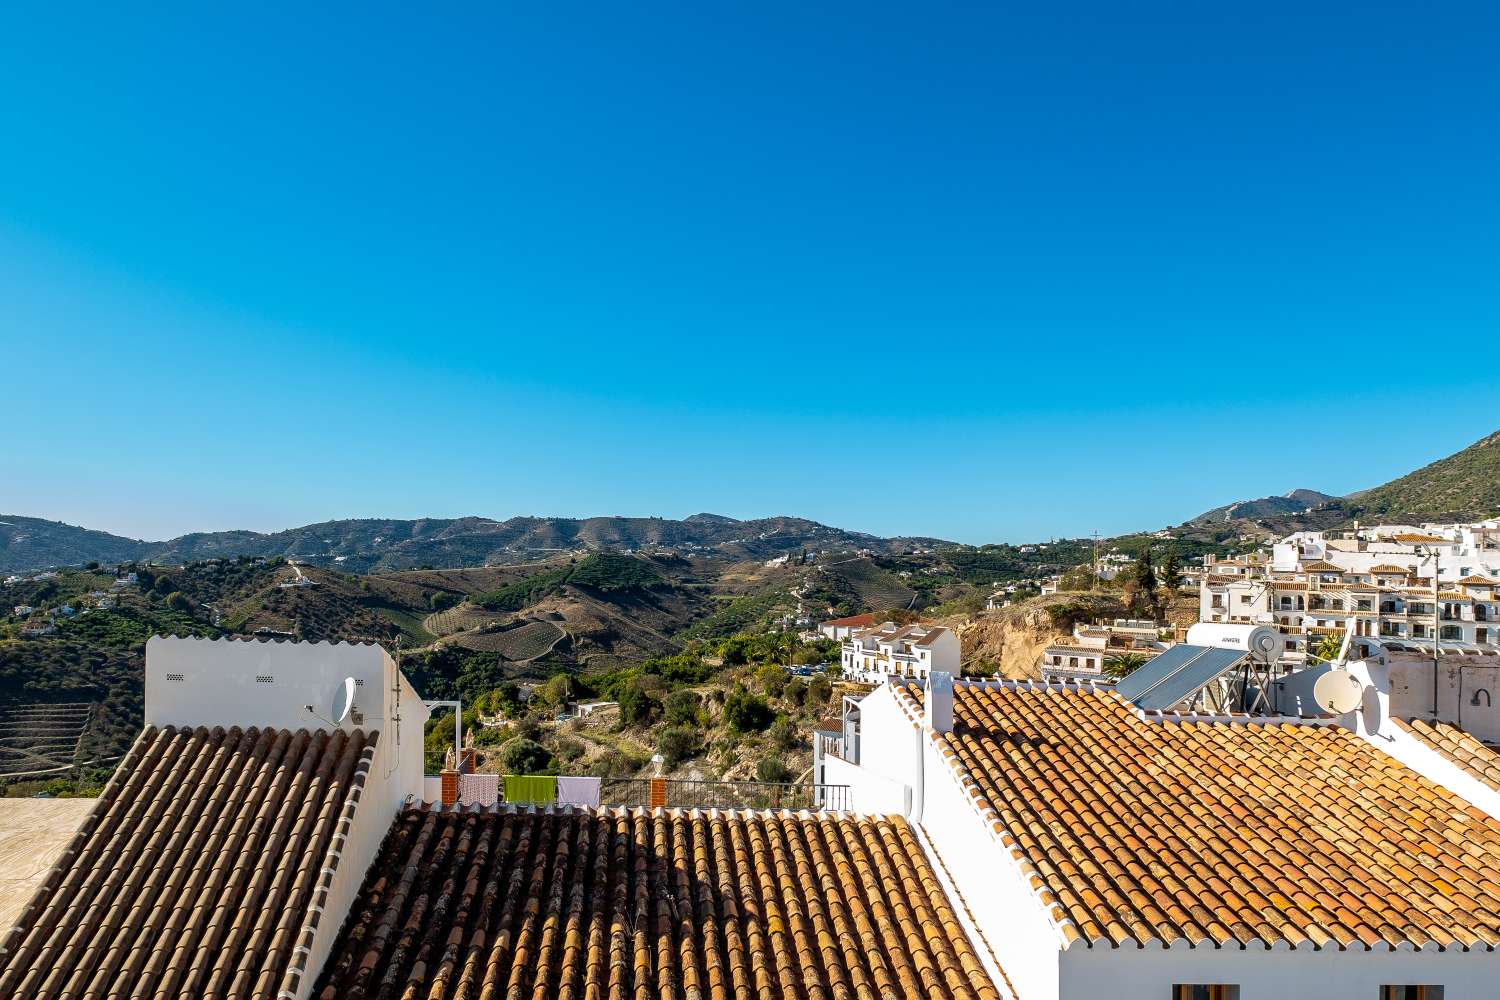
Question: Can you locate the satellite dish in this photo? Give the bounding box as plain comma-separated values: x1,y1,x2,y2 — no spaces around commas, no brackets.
331,676,357,724
1313,669,1363,715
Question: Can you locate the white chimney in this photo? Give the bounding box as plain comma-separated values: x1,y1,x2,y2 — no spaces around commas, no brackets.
925,671,953,735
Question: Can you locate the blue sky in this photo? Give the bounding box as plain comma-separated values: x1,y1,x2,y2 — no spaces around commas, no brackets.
2,4,1497,544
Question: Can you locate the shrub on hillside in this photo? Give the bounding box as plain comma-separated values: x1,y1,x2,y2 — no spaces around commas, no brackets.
806,675,833,706
756,755,792,784
657,725,701,768
770,717,799,751
663,689,701,727
618,680,661,727
500,737,552,775
723,687,773,733
756,663,787,698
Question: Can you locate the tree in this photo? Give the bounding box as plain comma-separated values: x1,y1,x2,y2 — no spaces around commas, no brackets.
756,755,792,784
806,674,833,707
1160,547,1183,594
756,663,787,698
538,673,575,710
1103,652,1150,679
165,591,194,613
663,690,701,727
657,726,701,768
1310,633,1344,664
770,717,799,751
617,679,660,727
723,687,774,733
1124,548,1159,617
500,737,552,774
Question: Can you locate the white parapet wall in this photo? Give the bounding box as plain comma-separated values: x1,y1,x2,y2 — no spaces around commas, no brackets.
1060,940,1497,1000
144,636,430,1000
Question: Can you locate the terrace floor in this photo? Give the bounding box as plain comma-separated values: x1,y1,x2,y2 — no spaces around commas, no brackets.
0,798,94,933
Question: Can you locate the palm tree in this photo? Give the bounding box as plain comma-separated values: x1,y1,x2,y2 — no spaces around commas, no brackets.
1103,652,1150,679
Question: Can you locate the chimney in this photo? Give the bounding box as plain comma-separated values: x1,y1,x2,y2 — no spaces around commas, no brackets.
925,671,953,735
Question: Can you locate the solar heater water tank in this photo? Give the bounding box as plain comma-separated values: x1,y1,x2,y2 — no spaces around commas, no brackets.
1185,623,1281,664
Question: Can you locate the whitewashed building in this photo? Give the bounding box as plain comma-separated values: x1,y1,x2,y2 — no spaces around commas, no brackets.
818,661,1500,1000
840,621,960,683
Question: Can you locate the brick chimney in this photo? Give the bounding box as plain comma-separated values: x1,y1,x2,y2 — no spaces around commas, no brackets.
925,671,953,735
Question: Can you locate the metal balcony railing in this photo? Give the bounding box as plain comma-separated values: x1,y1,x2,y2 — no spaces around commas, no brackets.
598,777,853,812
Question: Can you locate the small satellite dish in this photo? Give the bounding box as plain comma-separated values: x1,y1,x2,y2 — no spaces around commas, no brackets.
331,676,357,724
1313,669,1363,715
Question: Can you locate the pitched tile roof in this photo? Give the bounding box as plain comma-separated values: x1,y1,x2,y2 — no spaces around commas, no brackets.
821,613,879,628
896,681,1500,951
314,806,1001,1000
1398,718,1500,794
915,626,953,647
0,723,377,999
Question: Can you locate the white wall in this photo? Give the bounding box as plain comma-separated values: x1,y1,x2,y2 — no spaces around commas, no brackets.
1060,941,1497,1000
821,753,908,813
145,636,431,1000
919,732,1066,1000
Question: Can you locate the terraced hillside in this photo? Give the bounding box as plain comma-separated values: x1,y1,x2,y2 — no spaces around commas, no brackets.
823,557,916,610
0,701,92,778
450,619,566,659
422,601,507,636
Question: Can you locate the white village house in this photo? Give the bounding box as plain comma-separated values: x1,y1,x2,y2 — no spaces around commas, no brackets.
817,632,1500,1000
839,620,960,683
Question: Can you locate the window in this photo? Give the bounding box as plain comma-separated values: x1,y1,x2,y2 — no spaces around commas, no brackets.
1239,595,1252,605
1441,625,1463,641
1173,986,1239,1000
1381,987,1443,1000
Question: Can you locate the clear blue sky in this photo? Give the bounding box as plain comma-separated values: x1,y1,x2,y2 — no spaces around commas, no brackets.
3,4,1497,544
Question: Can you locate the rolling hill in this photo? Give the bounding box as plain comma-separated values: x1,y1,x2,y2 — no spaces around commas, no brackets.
1347,429,1500,520
1169,429,1500,541
0,513,942,575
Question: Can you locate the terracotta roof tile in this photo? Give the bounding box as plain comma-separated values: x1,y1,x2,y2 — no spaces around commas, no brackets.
897,681,1500,951
1398,718,1500,795
0,724,377,998
314,807,1001,1000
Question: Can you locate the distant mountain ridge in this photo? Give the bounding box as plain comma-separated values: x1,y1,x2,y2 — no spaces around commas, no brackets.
5,429,1497,574
1186,489,1338,526
0,512,946,575
1172,428,1500,541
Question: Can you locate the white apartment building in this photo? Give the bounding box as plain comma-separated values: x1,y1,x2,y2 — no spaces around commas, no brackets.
1203,521,1500,665
1039,618,1167,682
817,660,1500,1000
840,621,960,683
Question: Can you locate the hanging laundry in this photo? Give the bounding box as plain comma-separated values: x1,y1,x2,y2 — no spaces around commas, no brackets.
503,774,557,806
556,775,601,807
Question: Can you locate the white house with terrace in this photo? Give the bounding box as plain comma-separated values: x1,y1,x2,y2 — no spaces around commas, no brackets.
817,636,1500,1000
839,621,960,683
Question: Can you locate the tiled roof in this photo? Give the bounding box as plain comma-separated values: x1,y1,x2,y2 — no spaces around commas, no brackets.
821,613,878,627
896,681,1500,951
1458,575,1500,586
1300,559,1346,572
315,806,1001,1000
0,723,377,998
1398,718,1500,794
916,626,952,647
1369,564,1413,574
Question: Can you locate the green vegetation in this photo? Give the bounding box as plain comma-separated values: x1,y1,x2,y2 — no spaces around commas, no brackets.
472,553,664,611
1351,429,1500,520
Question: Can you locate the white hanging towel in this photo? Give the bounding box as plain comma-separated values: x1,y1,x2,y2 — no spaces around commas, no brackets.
556,775,601,808
459,772,500,806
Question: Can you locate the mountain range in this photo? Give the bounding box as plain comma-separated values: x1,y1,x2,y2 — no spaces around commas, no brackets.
0,513,938,575
3,428,1497,574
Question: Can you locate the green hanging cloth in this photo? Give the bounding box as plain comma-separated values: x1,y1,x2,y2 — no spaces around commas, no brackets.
504,774,558,806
